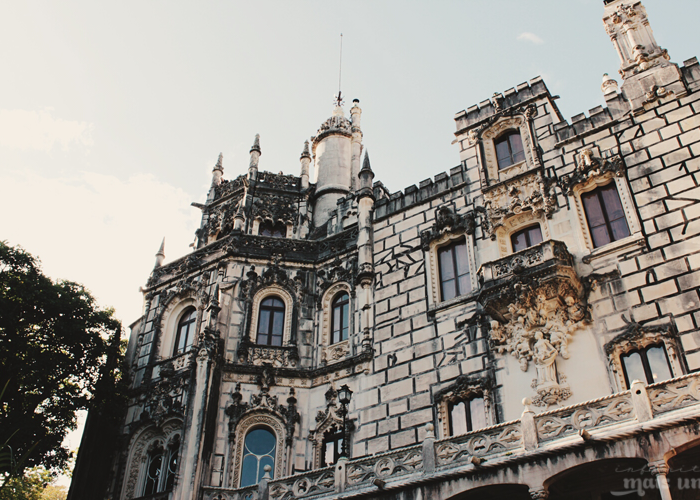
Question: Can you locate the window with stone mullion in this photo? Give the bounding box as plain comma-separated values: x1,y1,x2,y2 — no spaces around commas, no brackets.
448,396,486,436
256,297,285,346
582,184,630,248
438,240,471,301
321,427,344,467
495,132,525,169
510,225,543,252
621,345,672,388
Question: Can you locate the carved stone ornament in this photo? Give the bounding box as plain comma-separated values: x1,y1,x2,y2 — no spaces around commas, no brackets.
434,374,494,439
239,264,302,302
604,318,682,390
480,170,556,240
256,171,301,191
309,387,346,468
420,207,475,251
226,373,300,487
213,174,245,201
139,363,191,425
312,113,352,142
251,192,298,225
316,262,354,307
205,197,243,241
559,149,625,196
484,256,588,406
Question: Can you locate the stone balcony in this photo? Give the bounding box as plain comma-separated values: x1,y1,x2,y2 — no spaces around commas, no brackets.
202,372,700,500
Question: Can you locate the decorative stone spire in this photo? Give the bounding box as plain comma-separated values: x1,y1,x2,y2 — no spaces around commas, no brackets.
358,150,375,194
154,238,165,268
601,73,619,95
300,140,311,190
233,201,245,232
212,152,224,186
248,134,261,181
602,0,687,112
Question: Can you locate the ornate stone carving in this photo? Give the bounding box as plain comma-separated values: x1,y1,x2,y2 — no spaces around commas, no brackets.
313,114,352,141
316,263,354,306
309,387,346,468
321,341,349,364
420,207,475,251
140,361,191,425
214,175,245,200
257,171,300,190
251,193,298,225
559,150,625,195
481,171,556,240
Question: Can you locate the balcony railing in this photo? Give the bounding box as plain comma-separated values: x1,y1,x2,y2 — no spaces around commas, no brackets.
201,372,700,500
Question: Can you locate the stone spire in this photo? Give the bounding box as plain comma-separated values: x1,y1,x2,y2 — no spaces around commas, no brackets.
358,149,375,194
300,140,311,190
602,0,687,112
248,134,261,181
212,152,224,186
154,238,165,268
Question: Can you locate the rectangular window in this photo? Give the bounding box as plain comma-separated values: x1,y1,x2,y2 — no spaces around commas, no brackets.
510,225,543,252
438,239,471,301
448,396,486,436
582,184,630,248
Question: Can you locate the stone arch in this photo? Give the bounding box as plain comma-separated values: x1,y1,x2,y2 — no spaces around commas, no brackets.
544,457,651,499
120,418,183,500
249,285,295,346
494,211,551,257
228,411,287,488
319,282,353,364
445,484,531,500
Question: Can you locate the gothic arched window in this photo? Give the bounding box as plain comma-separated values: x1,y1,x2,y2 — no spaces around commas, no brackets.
331,293,349,344
142,435,180,495
240,427,276,487
256,297,285,346
174,307,196,355
495,131,525,169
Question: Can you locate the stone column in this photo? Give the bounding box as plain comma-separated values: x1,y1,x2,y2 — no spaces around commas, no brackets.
649,461,673,500
521,398,539,451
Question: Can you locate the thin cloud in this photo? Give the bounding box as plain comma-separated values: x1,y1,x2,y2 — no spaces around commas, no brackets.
0,108,93,151
518,32,544,45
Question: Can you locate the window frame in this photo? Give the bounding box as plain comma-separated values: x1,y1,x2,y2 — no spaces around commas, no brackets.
620,344,673,388
320,426,344,467
230,413,287,489
240,426,277,487
447,395,487,436
426,231,477,309
331,293,350,345
571,171,642,260
256,297,285,346
249,286,294,349
495,131,526,170
480,116,536,186
259,220,288,238
437,237,472,302
320,283,353,364
509,224,544,253
173,307,197,356
581,183,631,249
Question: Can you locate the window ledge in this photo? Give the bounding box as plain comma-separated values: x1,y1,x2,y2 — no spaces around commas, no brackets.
428,290,479,316
582,233,645,264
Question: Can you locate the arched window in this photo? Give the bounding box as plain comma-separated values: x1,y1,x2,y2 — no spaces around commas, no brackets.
438,238,471,301
331,293,349,344
174,308,196,355
510,224,543,252
259,221,287,238
256,297,285,346
240,427,276,487
142,435,180,495
495,131,525,169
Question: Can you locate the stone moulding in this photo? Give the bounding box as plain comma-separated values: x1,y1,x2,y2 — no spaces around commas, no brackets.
434,373,496,439
419,206,475,251
559,149,625,196
201,372,700,500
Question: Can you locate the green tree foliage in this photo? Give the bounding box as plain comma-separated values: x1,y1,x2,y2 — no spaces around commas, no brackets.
0,468,66,500
0,241,123,476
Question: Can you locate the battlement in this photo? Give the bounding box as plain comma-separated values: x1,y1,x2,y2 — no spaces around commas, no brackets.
454,76,553,134
373,164,467,220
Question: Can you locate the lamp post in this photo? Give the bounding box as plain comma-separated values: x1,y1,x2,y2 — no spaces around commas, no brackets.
337,384,353,459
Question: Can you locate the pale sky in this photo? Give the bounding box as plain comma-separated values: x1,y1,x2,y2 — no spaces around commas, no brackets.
1,0,699,482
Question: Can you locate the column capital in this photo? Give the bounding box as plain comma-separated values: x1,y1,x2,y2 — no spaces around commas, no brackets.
648,460,670,476
529,487,549,499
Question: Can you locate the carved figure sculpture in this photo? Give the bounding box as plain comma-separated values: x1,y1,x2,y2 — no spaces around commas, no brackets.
533,331,558,389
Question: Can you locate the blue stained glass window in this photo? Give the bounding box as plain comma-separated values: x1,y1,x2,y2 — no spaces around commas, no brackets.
241,428,276,487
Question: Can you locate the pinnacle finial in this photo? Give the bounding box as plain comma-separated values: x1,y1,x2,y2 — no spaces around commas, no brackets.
361,150,373,173
154,238,165,268
250,134,261,154
300,140,311,159
215,152,223,168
